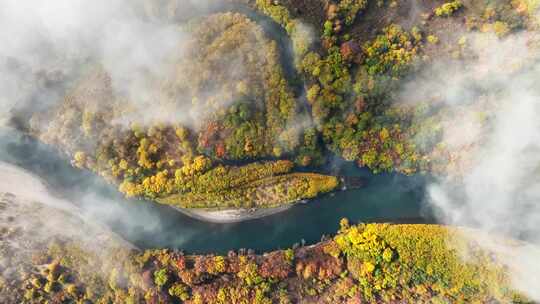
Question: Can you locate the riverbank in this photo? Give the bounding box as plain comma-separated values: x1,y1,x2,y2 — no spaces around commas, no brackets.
172,203,295,223
0,127,433,253
0,138,306,226
0,161,137,250
170,176,367,223
159,175,365,223
2,220,526,304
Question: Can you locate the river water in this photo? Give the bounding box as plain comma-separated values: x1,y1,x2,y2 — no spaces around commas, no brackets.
0,128,434,254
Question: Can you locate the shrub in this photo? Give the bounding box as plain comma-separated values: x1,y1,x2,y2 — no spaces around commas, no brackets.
434,1,463,17
154,269,168,287
169,283,190,301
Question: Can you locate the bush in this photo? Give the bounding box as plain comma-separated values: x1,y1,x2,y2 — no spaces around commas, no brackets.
434,1,463,17
154,269,168,287
169,283,190,301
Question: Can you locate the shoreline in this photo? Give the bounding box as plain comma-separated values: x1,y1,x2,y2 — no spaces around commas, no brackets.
0,161,138,251
1,127,367,225
172,204,295,224
166,176,365,224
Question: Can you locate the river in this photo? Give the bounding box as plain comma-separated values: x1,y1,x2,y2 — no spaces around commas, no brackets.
0,128,434,254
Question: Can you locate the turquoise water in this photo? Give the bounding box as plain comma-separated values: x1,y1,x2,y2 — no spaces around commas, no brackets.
0,128,434,254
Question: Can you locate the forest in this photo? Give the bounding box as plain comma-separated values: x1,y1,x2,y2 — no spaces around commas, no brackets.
0,190,532,303
255,0,534,175
28,12,336,210
2,0,540,303
25,0,538,212
4,212,527,304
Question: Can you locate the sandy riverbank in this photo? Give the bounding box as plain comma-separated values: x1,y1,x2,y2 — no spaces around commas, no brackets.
173,204,295,223
0,158,306,224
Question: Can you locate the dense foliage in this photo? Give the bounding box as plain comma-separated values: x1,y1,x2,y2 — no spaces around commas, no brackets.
29,12,337,210
434,1,463,17
6,1,540,303
4,213,527,304
256,0,429,174
254,0,534,175
25,0,537,210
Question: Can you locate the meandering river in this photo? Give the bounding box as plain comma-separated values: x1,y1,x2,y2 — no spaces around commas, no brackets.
0,128,434,254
